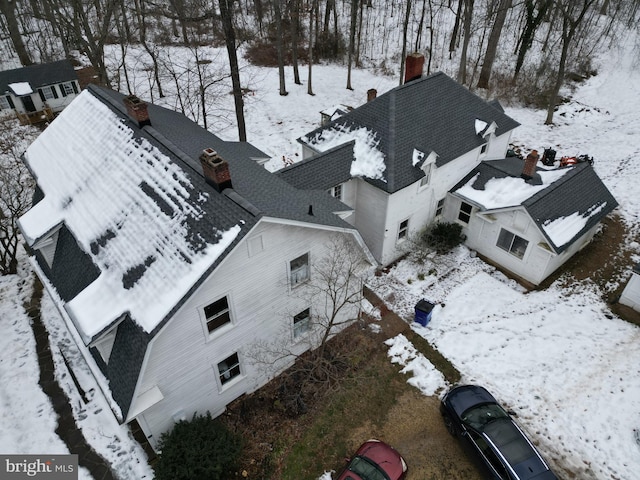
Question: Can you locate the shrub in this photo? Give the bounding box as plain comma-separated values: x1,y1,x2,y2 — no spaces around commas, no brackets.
420,222,465,254
154,412,243,480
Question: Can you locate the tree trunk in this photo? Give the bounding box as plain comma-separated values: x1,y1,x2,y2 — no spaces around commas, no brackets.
0,0,34,65
219,0,247,140
449,0,464,59
273,0,287,95
399,0,412,85
477,0,511,89
513,0,552,82
545,0,597,124
308,0,316,96
346,0,358,90
290,0,301,84
457,0,474,85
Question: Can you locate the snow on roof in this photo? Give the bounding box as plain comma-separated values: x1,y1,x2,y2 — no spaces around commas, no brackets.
412,148,425,167
457,168,570,209
303,123,386,181
20,90,240,339
542,203,608,248
9,82,33,95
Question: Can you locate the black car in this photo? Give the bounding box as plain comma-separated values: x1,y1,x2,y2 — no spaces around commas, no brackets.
441,385,558,480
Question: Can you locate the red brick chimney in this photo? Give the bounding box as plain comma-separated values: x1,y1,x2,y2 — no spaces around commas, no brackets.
367,88,377,102
123,95,151,127
200,148,232,192
404,53,425,84
521,150,539,180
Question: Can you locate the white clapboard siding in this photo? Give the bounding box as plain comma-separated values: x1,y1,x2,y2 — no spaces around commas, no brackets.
131,219,363,444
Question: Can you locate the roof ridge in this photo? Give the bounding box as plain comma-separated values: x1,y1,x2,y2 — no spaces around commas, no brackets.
525,163,588,206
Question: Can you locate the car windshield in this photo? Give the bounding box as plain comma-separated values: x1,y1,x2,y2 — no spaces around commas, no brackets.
347,456,391,480
461,403,509,430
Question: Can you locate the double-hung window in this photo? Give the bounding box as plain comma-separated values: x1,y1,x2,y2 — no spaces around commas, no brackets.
328,184,343,201
60,82,76,96
290,253,310,285
398,219,409,241
458,201,473,224
435,198,445,217
497,229,529,259
204,296,231,333
40,86,57,100
217,353,241,385
293,308,311,338
0,96,12,110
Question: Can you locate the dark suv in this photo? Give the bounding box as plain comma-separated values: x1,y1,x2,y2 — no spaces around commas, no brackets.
441,385,558,480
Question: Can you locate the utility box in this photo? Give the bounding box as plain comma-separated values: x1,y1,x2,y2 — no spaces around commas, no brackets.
414,299,435,327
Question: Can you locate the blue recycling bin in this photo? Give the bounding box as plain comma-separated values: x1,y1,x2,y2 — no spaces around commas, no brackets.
414,299,435,326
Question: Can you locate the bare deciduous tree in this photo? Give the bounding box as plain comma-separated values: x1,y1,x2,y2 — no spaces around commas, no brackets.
477,0,511,89
0,114,38,275
247,235,371,414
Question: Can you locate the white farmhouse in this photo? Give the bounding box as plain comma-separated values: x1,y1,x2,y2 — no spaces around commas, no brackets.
279,67,520,266
18,86,374,450
279,60,617,285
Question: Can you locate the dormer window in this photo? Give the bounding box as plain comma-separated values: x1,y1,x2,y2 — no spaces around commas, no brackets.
328,184,343,200
480,143,488,155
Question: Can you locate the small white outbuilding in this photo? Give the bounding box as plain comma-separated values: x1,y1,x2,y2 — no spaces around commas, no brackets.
620,264,640,312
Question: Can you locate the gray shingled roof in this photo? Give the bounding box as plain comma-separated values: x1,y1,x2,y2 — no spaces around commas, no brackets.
295,71,520,193
452,159,618,253
278,141,356,190
0,59,77,94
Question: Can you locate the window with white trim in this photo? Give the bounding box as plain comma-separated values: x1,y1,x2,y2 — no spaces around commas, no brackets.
480,143,488,155
290,253,310,285
497,229,529,259
217,353,241,385
204,296,231,333
61,82,75,96
328,184,343,200
398,219,409,241
435,198,445,217
458,202,473,224
0,96,11,110
420,164,432,187
293,308,311,338
41,86,56,100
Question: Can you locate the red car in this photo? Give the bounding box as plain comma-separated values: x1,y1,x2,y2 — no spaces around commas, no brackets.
336,439,408,480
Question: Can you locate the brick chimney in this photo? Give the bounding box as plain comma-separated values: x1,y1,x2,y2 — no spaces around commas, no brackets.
367,88,377,102
200,148,232,192
404,53,425,84
123,95,151,127
521,150,539,180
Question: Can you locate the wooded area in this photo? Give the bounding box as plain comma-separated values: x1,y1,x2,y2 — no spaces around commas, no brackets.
1,0,639,131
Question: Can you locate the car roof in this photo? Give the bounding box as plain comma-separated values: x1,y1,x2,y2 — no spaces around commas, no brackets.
445,384,497,417
483,419,553,480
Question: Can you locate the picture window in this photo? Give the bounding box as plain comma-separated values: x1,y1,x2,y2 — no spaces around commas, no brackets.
497,229,529,259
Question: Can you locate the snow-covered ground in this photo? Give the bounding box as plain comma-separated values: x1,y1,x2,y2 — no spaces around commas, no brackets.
1,28,640,480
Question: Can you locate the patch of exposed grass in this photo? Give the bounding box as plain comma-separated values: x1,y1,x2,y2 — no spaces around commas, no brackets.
405,329,461,385
278,343,409,480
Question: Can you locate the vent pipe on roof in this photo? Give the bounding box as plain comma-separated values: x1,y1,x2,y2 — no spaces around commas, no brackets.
521,150,539,181
404,53,425,84
200,148,233,192
123,95,151,127
308,205,314,216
